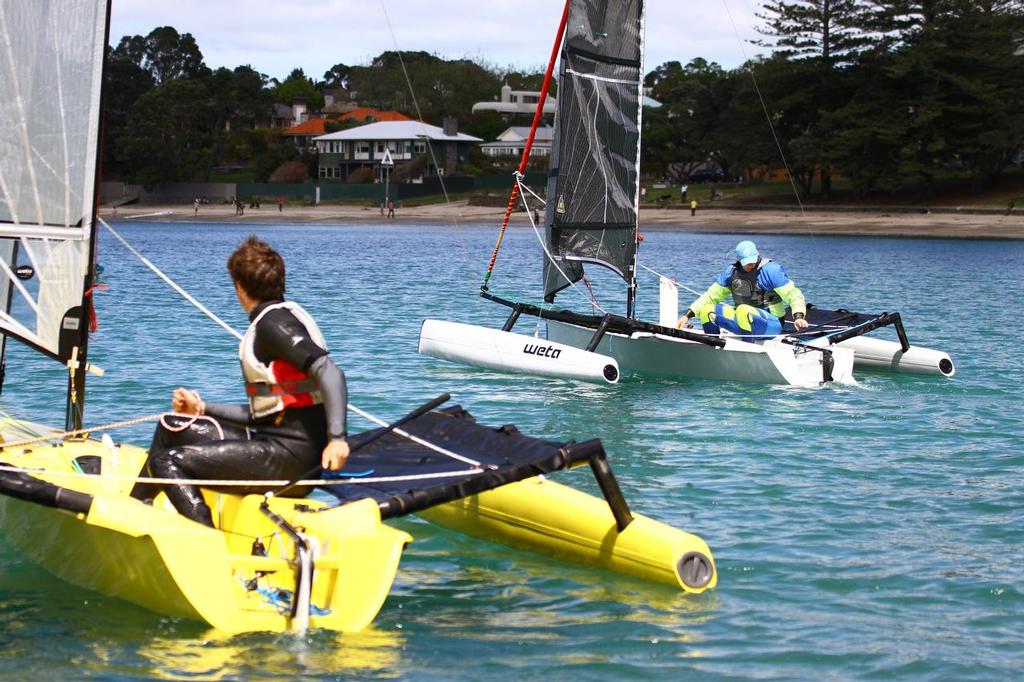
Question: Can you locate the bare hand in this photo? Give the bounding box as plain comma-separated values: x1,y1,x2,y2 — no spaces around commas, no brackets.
322,439,350,472
171,387,204,415
676,316,693,330
793,317,810,331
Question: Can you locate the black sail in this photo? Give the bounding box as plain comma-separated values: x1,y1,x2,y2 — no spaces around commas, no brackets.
543,0,644,304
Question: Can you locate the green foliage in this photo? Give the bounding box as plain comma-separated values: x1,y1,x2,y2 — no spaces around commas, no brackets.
272,68,324,110
117,79,216,186
103,7,1023,200
112,26,208,84
348,51,502,122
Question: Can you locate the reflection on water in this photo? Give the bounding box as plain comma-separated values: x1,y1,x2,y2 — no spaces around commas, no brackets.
138,628,405,680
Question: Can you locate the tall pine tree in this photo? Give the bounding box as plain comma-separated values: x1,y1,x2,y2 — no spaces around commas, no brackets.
755,1,871,195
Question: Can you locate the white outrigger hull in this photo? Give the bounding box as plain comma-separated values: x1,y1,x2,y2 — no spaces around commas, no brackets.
546,319,856,387
834,335,954,377
419,319,620,384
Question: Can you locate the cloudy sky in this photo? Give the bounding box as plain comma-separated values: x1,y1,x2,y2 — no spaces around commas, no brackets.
109,0,769,82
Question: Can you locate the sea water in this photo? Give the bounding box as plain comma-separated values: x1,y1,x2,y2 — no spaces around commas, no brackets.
1,221,1021,680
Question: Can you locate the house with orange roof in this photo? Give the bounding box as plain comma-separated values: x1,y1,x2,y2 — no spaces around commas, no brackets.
283,108,413,151
339,108,411,124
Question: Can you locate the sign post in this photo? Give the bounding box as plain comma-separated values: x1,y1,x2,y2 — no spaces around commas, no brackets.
380,148,395,209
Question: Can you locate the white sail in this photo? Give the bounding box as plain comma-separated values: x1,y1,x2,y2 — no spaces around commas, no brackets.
0,0,106,359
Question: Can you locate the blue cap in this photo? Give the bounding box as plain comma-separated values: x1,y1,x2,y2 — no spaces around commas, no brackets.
736,240,759,266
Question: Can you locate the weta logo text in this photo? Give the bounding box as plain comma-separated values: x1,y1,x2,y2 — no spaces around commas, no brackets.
523,343,562,359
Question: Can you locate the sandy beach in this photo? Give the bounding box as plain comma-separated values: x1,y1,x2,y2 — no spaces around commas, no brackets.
104,200,1024,240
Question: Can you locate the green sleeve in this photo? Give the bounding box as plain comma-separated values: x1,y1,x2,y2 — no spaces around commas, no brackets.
774,281,806,316
688,283,731,315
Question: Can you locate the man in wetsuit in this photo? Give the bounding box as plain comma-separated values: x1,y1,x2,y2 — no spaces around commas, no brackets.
130,236,349,527
676,240,811,339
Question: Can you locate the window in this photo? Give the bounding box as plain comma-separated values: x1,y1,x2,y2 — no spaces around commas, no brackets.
413,141,426,154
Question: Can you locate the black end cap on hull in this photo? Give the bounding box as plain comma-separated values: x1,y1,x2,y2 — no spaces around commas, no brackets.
0,463,93,515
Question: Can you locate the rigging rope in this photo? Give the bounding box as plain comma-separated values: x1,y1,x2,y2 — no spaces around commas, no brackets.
720,0,805,217
0,462,485,488
378,0,453,210
520,175,610,315
481,0,569,290
100,221,479,467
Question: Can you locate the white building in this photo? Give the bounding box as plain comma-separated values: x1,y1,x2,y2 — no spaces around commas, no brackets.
472,84,557,116
314,119,482,180
480,126,555,158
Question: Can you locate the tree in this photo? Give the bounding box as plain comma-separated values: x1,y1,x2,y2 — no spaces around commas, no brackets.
878,1,1024,188
102,47,155,175
755,1,871,195
117,79,215,186
204,66,274,178
642,59,729,181
113,26,208,84
322,63,350,88
347,51,501,123
272,68,324,109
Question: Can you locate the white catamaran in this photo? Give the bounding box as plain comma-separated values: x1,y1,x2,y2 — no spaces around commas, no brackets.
0,0,715,634
419,0,954,387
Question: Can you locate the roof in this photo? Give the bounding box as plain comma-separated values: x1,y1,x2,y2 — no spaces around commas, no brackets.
314,120,482,143
497,126,555,142
340,107,411,123
283,119,330,136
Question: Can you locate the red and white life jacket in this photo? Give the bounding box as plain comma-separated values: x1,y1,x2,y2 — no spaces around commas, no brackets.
238,301,328,419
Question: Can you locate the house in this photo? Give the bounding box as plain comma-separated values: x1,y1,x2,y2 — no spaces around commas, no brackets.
472,84,557,116
283,118,332,150
314,117,482,181
480,126,555,158
283,109,412,150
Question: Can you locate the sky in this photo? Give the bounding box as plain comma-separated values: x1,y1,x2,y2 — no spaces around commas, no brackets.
109,0,769,83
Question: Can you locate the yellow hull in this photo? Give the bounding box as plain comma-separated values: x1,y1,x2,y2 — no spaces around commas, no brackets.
0,420,410,633
423,475,717,593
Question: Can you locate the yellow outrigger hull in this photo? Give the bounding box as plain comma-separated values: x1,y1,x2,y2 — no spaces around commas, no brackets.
423,476,716,593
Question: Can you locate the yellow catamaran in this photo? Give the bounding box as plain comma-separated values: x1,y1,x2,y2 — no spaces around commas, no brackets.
0,0,714,634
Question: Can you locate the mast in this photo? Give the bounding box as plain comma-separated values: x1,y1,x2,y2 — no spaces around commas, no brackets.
66,0,113,431
627,1,647,319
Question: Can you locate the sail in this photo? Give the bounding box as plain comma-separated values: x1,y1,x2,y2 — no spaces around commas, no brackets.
0,0,107,362
543,0,644,304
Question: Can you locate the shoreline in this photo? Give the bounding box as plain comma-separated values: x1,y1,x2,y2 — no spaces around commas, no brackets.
103,201,1024,240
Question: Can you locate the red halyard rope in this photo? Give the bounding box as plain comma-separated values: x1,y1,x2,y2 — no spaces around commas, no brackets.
481,0,569,290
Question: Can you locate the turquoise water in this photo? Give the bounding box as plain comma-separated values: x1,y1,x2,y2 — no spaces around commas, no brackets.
1,221,1022,680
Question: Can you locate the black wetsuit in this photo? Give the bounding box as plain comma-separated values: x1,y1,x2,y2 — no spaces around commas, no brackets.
130,300,347,527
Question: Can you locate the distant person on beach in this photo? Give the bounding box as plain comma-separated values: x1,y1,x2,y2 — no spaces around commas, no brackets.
193,198,199,215
677,240,810,339
387,197,395,219
380,199,386,217
276,196,284,212
690,199,697,217
129,236,350,527
1008,199,1016,216
681,183,688,202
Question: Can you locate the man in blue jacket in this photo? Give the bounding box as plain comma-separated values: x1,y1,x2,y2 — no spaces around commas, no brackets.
677,240,810,339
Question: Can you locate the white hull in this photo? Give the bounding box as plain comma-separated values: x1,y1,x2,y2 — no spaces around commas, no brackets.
834,335,955,377
546,320,856,387
418,319,620,383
